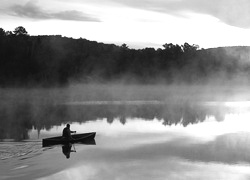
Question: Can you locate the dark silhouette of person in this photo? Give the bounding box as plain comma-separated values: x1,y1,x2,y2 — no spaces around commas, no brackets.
62,124,76,140
62,143,75,159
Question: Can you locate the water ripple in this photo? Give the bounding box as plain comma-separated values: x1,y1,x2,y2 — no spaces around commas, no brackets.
0,141,43,160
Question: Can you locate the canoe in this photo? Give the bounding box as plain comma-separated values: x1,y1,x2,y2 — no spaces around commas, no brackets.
42,132,96,147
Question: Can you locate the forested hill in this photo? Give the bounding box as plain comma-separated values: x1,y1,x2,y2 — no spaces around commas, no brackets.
1,26,250,87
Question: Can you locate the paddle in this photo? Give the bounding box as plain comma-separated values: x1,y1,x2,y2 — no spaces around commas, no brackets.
72,143,76,152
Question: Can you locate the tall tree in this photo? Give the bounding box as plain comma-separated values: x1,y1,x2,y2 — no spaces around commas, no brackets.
13,26,29,36
0,28,5,37
181,42,199,53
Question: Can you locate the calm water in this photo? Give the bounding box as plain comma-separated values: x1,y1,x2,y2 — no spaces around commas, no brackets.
1,86,250,180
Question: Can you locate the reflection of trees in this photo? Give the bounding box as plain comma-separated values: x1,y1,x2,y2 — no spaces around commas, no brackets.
0,101,69,141
0,101,229,141
160,103,207,127
12,103,33,140
0,102,32,141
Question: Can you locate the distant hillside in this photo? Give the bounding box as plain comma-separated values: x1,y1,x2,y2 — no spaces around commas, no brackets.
1,26,250,87
207,46,250,63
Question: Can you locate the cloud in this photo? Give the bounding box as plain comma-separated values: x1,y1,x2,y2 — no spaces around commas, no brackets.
8,0,100,22
5,0,250,28
111,0,250,28
40,132,250,180
91,132,250,165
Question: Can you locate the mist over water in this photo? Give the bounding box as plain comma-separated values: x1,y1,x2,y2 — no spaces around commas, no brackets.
1,83,250,141
1,83,250,179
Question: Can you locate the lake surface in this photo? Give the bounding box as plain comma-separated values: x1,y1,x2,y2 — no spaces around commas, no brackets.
1,85,250,180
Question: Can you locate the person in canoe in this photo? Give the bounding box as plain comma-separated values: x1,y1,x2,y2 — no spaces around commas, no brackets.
62,124,76,140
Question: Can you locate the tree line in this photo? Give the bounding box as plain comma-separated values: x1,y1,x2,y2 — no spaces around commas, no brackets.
0,26,249,87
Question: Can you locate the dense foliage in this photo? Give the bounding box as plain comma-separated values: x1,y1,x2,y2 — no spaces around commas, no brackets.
0,26,249,86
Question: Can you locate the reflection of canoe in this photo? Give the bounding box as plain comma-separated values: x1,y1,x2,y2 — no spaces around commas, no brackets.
42,132,96,147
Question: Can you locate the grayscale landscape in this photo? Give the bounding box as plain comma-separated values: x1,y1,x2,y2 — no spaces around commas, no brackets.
1,0,250,179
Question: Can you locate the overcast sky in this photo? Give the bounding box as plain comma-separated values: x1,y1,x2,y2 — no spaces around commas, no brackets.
1,0,250,49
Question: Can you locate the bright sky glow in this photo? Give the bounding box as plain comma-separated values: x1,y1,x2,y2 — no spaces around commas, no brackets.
1,0,250,49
